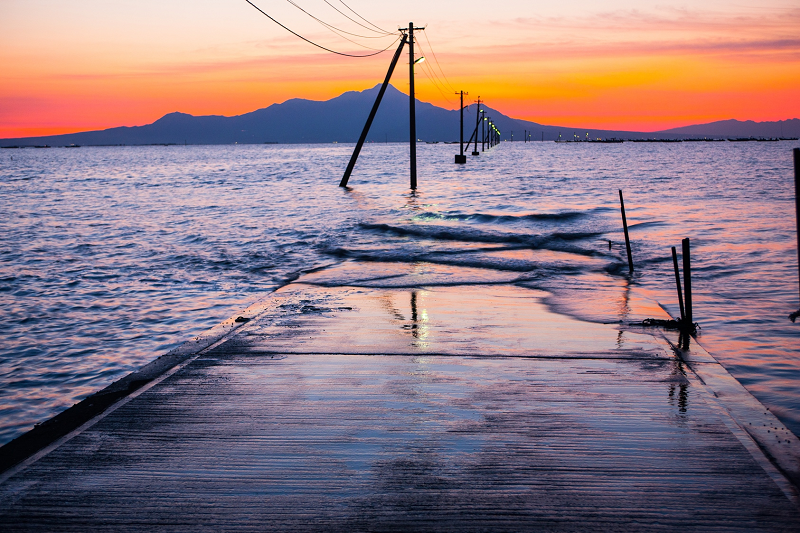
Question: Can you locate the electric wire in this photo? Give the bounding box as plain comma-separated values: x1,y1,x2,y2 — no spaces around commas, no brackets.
414,39,452,100
415,54,455,106
245,0,398,57
414,38,455,105
284,0,394,40
422,30,456,92
419,67,455,105
322,0,394,35
419,61,452,103
336,0,393,35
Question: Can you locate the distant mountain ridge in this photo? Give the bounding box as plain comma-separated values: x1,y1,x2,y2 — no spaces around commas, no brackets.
2,85,798,146
659,118,800,138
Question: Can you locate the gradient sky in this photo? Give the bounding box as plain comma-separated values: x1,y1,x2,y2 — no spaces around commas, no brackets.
1,0,799,137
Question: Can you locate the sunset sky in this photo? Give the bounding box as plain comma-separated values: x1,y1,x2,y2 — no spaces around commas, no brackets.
1,0,799,138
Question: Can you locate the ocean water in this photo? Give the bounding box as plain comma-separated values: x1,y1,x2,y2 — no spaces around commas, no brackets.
1,141,799,445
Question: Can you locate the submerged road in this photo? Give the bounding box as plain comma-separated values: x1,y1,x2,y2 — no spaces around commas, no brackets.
1,262,799,530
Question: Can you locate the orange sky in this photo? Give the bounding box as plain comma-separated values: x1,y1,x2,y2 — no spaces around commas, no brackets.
1,0,799,138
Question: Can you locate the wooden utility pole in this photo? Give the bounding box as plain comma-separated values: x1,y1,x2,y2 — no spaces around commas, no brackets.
455,91,468,164
402,23,425,189
481,110,486,151
472,97,481,156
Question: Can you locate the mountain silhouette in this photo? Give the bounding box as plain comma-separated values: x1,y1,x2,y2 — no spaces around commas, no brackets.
659,118,800,138
2,84,552,146
2,84,798,146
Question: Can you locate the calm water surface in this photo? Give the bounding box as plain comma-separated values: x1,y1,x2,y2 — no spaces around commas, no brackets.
1,142,798,444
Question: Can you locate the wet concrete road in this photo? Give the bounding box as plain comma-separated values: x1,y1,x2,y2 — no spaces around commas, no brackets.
1,272,799,531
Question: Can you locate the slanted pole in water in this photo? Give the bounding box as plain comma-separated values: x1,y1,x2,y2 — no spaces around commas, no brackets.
340,35,407,187
672,246,686,323
618,190,634,274
682,238,693,329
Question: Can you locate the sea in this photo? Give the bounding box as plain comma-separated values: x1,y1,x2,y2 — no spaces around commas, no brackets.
1,141,799,445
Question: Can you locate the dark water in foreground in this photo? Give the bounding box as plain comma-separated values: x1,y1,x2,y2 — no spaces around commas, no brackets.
1,142,799,444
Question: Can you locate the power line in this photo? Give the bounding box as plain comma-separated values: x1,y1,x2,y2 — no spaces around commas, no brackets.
336,0,393,35
322,0,394,36
422,30,455,92
245,0,398,57
416,62,455,105
284,0,394,41
414,39,453,103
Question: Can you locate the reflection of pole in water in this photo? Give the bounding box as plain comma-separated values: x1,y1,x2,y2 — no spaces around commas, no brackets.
616,279,631,348
618,278,631,320
679,330,691,351
410,290,419,338
667,360,689,414
405,190,420,211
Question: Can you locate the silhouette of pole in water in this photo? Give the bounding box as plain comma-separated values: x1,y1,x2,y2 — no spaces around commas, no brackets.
791,148,800,322
455,90,467,164
481,110,486,151
408,23,417,189
672,246,685,323
472,97,481,156
682,238,693,329
618,190,634,274
340,35,407,187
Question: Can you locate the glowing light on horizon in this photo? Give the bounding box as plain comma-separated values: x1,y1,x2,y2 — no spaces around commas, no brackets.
1,0,799,137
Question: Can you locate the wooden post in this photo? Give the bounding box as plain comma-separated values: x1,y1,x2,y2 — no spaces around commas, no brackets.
682,238,693,328
672,246,685,323
618,190,634,274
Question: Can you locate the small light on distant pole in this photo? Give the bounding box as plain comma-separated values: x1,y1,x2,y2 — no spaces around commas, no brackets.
414,56,425,64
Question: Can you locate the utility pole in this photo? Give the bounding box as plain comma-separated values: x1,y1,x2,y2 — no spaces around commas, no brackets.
472,97,481,156
481,110,486,151
401,22,424,189
408,23,417,189
455,91,467,164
